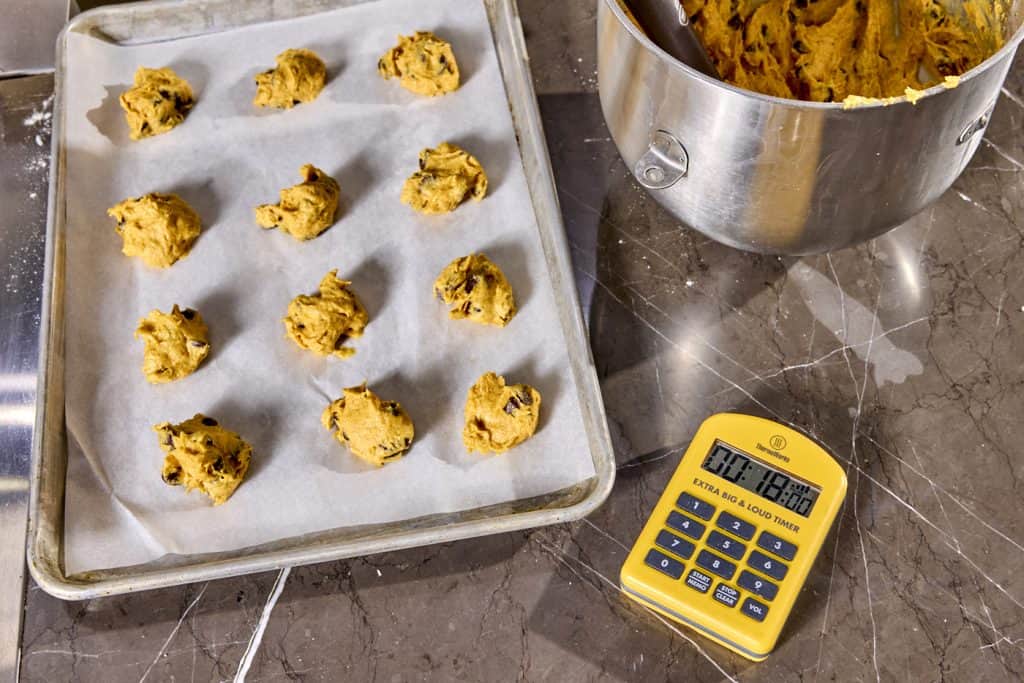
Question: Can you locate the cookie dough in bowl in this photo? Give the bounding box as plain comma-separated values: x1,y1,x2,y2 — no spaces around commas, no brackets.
154,414,252,505
107,192,201,268
254,48,327,108
283,270,368,358
434,253,516,327
683,0,1004,102
135,305,210,383
322,384,415,466
401,142,487,215
119,66,195,140
255,164,340,241
463,372,542,453
378,31,460,96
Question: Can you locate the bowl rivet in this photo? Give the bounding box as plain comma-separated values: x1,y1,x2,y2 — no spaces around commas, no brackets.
644,166,665,183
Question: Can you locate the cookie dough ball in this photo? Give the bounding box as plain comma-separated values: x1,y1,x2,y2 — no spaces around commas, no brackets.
107,192,202,268
154,414,252,505
135,305,210,383
463,372,542,453
378,31,460,97
255,164,340,241
434,253,516,327
322,384,415,466
401,142,487,215
254,48,327,109
284,270,368,358
120,66,195,140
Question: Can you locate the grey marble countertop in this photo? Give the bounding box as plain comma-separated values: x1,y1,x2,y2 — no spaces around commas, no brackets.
14,2,1024,680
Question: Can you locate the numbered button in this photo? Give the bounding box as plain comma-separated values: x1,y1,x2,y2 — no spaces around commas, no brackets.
716,511,755,540
676,493,715,520
666,511,705,541
741,597,769,622
644,549,684,579
696,550,736,580
706,531,745,560
655,530,695,560
748,550,788,580
738,570,778,601
757,531,797,561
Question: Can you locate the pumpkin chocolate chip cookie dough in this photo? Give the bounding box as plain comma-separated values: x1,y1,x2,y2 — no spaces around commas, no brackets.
683,0,1004,102
434,253,517,327
322,384,415,467
135,305,210,383
107,192,201,268
378,31,460,96
401,142,487,215
119,66,195,140
283,270,368,358
463,372,542,454
154,414,252,505
254,48,327,109
256,164,340,241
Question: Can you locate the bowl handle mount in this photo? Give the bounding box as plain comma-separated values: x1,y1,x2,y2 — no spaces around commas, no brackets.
634,130,688,189
957,101,996,145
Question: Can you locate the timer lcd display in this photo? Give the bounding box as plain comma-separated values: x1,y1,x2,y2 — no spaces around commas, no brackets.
701,442,820,517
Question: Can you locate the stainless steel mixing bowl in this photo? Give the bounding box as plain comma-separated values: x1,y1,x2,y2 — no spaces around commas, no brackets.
598,0,1024,254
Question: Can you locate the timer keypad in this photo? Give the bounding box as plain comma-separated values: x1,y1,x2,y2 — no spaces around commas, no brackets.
643,487,802,623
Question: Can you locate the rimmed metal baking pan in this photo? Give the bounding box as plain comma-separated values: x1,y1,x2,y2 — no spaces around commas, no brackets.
28,0,615,599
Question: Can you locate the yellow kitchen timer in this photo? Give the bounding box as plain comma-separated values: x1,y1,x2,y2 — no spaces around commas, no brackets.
620,413,847,661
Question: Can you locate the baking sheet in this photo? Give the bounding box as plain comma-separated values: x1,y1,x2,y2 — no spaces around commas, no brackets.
62,0,595,574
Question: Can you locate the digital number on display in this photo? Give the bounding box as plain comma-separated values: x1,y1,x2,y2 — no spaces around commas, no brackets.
701,442,820,517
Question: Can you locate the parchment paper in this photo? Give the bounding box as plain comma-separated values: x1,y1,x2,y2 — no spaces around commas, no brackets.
61,0,596,574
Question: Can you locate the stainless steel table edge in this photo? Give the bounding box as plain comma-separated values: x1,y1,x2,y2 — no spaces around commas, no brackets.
27,0,616,600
